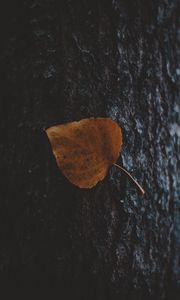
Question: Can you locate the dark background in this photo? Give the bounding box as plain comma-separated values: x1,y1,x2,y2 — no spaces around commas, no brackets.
0,0,179,299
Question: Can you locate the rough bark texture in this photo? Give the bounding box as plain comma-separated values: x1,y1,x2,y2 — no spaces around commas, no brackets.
0,0,179,299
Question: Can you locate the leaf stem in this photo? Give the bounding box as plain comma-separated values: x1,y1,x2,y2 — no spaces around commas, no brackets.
113,163,145,195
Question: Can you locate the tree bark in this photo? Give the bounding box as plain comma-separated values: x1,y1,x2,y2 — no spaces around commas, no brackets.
0,0,179,299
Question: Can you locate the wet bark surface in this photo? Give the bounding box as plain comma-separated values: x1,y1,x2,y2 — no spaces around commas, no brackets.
0,1,179,299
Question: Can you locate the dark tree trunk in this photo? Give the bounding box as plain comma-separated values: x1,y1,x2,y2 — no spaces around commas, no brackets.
0,1,179,299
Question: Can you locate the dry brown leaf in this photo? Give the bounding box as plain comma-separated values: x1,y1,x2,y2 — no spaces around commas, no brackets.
46,117,122,188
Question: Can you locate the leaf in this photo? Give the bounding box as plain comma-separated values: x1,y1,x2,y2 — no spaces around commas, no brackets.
46,117,122,188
